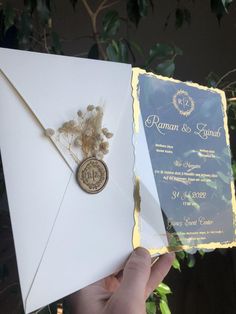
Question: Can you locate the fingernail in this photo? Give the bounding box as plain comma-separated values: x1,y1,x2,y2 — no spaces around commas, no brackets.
134,247,150,258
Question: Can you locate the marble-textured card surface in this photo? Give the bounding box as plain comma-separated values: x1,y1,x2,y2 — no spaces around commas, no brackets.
132,68,236,254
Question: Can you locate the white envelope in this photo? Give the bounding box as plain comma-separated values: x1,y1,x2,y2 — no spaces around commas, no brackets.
0,48,135,313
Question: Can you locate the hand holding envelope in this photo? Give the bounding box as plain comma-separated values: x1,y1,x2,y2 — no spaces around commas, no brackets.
1,48,235,313
68,247,174,314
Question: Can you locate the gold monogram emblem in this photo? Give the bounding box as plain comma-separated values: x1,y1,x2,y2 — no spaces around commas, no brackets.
172,90,195,117
76,157,108,194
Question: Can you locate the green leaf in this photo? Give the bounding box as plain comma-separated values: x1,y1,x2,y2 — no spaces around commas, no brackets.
205,72,220,87
176,250,185,260
70,0,78,10
127,0,141,26
232,162,236,180
106,40,129,63
24,0,37,14
147,43,174,66
106,40,119,62
102,11,120,37
156,283,172,295
187,254,196,268
51,31,62,54
175,8,191,28
3,3,15,33
172,258,181,271
127,0,153,25
119,41,129,62
175,8,184,28
198,249,206,257
37,0,51,24
129,40,144,57
146,301,156,314
222,0,233,11
159,299,171,314
88,43,99,60
123,39,136,64
138,0,148,17
210,0,233,23
156,60,175,77
183,8,191,26
18,10,33,48
174,45,183,56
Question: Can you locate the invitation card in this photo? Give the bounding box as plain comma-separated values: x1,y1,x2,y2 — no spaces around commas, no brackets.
132,68,236,254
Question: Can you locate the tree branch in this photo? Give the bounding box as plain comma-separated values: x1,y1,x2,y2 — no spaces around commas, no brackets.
100,1,119,11
95,0,109,16
81,0,93,17
228,97,236,102
0,282,18,295
223,80,236,90
81,0,108,60
43,28,50,53
216,68,236,87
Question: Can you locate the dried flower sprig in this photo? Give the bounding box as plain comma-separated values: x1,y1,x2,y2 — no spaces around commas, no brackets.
45,105,113,164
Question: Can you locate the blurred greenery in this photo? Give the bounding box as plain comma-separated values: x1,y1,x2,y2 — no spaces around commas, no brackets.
0,0,235,313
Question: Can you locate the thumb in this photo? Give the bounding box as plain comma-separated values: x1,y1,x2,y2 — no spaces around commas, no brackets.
120,247,151,299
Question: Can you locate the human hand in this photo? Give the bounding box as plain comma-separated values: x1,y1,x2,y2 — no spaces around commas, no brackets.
68,247,175,314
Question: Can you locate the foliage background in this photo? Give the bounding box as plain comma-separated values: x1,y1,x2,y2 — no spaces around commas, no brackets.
0,0,236,313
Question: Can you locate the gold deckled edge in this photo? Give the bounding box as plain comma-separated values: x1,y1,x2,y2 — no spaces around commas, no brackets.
132,68,142,133
220,90,236,240
131,67,236,254
131,68,142,249
132,177,141,248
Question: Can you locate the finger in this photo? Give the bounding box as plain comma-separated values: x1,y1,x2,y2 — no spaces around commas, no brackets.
120,247,151,299
146,253,175,298
104,275,120,293
115,269,123,283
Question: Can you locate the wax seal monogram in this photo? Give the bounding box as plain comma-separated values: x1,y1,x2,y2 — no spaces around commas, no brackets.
77,157,108,194
44,105,113,194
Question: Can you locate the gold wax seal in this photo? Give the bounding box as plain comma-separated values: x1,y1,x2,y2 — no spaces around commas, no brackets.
76,157,108,194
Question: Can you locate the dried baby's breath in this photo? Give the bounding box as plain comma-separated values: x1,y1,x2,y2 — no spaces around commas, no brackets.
99,141,109,154
45,128,55,137
96,152,104,160
77,110,83,117
102,128,108,134
84,128,93,137
45,105,113,164
74,136,82,147
105,132,113,139
68,120,76,127
102,128,113,139
96,106,102,112
87,105,95,111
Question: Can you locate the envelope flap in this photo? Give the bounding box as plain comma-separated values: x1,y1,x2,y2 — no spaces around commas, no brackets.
0,69,73,306
0,48,132,171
